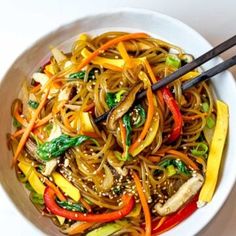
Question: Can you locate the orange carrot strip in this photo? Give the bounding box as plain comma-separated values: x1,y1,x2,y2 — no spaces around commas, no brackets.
129,87,154,153
11,89,50,167
154,216,167,230
132,172,151,236
68,222,95,235
30,84,41,93
37,172,66,201
76,33,149,71
12,113,52,138
80,198,92,213
119,119,126,151
166,150,199,170
147,155,161,163
144,59,165,111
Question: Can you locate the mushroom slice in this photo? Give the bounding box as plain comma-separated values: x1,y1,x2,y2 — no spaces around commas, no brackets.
155,173,204,216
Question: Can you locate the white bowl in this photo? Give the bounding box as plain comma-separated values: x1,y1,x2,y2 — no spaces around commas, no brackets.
0,8,235,236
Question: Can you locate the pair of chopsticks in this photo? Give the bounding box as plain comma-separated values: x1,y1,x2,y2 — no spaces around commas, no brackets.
95,35,236,124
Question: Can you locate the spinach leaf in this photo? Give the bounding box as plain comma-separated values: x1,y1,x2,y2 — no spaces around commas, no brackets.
56,200,87,213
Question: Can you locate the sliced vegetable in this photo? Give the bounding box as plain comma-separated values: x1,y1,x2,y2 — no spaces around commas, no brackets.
152,194,199,234
127,203,142,218
18,161,45,195
162,87,183,143
166,54,181,69
13,117,21,128
121,113,132,160
28,100,39,109
107,84,142,131
130,111,159,157
44,187,135,222
132,172,151,236
198,100,228,205
12,89,50,167
52,172,81,202
201,102,209,113
166,165,176,177
206,116,215,129
31,192,44,205
77,32,148,71
132,104,146,128
57,200,86,213
37,134,98,161
80,112,96,135
106,90,127,109
129,86,155,153
86,221,128,236
191,143,208,156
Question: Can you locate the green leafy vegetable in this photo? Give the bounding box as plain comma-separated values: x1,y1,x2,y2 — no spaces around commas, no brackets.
28,100,39,109
69,68,97,81
166,54,181,69
31,192,44,205
106,93,117,109
37,134,98,161
13,117,21,128
191,142,208,156
206,116,215,129
25,182,34,191
132,104,146,128
106,90,127,109
56,200,87,213
122,113,132,161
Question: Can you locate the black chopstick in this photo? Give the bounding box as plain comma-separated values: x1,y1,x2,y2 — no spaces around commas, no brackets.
94,35,236,124
182,55,236,91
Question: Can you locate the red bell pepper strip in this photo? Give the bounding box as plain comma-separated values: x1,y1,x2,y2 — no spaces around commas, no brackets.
44,187,135,222
152,194,199,235
162,87,183,143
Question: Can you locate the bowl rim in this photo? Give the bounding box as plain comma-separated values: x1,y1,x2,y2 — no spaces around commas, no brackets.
0,7,235,236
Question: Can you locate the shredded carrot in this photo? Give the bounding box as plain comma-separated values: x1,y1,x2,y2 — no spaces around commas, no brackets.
80,197,92,213
68,222,95,235
166,150,199,170
11,113,52,138
76,33,149,71
30,84,41,93
147,155,161,163
11,89,50,167
129,87,154,153
37,172,66,201
13,102,28,127
119,119,126,151
132,171,151,236
154,216,167,230
183,113,207,121
144,59,165,111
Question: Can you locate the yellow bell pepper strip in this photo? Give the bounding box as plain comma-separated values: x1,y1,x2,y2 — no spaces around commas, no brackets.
180,71,200,82
81,48,125,69
44,187,135,222
52,172,81,202
18,161,45,195
18,160,65,225
127,203,141,217
198,100,229,205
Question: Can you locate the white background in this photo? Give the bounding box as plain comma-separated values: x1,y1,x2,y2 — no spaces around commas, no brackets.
0,0,235,235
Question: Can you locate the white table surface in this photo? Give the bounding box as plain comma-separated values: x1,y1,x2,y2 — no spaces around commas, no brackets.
0,0,235,235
